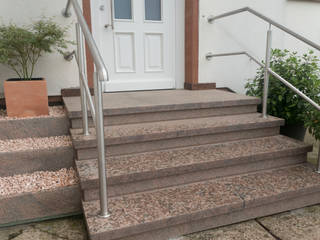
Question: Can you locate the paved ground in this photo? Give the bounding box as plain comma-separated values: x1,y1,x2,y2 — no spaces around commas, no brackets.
1,204,320,240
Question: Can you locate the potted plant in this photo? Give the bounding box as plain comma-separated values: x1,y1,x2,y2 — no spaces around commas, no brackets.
246,49,320,141
0,19,72,117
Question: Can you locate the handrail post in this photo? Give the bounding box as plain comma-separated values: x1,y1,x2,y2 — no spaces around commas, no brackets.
262,24,272,118
76,23,89,136
93,71,109,218
317,145,320,173
62,0,72,17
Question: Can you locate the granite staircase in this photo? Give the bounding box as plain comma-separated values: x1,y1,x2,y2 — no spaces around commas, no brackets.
64,90,320,240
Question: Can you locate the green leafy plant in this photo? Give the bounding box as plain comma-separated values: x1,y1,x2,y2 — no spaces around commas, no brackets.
245,49,320,140
0,18,73,80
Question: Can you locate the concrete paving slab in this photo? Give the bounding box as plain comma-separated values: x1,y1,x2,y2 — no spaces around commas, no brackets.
0,224,31,240
258,205,320,240
34,216,88,240
11,227,63,240
182,220,275,240
0,216,87,240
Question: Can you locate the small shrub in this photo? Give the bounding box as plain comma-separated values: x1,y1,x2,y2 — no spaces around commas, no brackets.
246,49,320,125
0,18,73,79
245,49,320,140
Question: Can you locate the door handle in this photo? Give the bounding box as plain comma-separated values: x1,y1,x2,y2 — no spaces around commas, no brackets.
104,24,113,29
104,0,114,29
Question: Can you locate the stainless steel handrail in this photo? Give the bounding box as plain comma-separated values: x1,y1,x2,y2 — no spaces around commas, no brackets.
206,51,264,67
207,7,320,173
63,0,109,218
208,7,320,51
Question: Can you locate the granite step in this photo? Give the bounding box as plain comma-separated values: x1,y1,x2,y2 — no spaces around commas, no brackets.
0,185,81,227
0,106,70,140
63,89,259,128
83,164,320,240
76,135,312,201
0,136,74,177
71,113,284,159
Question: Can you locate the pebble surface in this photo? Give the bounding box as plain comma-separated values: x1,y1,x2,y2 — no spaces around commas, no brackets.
0,168,79,197
0,135,71,153
0,106,65,121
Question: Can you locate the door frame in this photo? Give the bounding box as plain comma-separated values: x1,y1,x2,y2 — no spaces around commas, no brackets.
83,0,209,90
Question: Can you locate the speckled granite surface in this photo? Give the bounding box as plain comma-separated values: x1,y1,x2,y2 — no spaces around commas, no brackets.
83,164,320,239
3,205,320,240
64,90,260,117
76,135,311,186
71,113,284,147
83,179,243,238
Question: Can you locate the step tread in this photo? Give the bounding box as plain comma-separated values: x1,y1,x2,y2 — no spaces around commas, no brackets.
71,113,284,147
76,135,312,188
0,135,72,153
64,89,260,118
83,164,320,239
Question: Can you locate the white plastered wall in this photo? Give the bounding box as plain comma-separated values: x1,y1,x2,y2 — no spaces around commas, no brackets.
199,0,320,94
0,0,80,96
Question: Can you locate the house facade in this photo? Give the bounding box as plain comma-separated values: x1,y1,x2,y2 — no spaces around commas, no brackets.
0,0,319,96
2,1,320,238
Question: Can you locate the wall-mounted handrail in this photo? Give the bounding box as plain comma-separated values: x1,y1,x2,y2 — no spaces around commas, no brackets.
63,0,109,218
206,51,264,67
208,7,320,52
207,7,320,173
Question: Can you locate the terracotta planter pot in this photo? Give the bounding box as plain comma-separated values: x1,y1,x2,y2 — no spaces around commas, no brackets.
4,78,49,118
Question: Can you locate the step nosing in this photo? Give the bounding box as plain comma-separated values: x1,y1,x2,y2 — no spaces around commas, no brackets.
92,202,244,240
242,184,320,210
78,145,311,188
84,164,320,239
90,186,320,240
71,117,284,148
66,99,260,118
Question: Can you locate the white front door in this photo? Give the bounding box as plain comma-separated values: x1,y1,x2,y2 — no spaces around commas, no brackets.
92,0,179,92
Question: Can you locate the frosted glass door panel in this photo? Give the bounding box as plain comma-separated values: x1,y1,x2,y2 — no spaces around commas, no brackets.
114,0,132,20
145,0,162,21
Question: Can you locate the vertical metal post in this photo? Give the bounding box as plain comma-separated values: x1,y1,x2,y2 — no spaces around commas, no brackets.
62,0,72,17
317,145,320,173
262,24,273,118
93,71,109,218
76,23,89,136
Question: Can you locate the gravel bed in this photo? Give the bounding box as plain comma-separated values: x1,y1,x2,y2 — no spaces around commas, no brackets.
0,106,66,120
0,135,72,153
0,168,79,197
